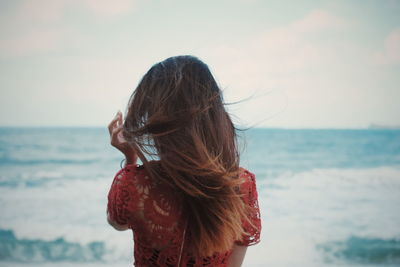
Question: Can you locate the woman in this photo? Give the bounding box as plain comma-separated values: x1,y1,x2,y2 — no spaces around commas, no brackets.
107,55,261,266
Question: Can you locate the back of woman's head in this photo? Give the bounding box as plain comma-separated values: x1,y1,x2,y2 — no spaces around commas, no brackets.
123,55,248,256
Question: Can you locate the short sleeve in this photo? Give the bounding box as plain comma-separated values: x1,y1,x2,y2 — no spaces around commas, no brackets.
235,169,261,246
107,164,139,228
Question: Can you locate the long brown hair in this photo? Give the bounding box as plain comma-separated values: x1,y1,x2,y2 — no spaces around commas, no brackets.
123,55,249,256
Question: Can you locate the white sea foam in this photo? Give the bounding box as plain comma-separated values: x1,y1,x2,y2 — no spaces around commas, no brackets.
1,166,400,266
243,166,400,267
0,177,133,262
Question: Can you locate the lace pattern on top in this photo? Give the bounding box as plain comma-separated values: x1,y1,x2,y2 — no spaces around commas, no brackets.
107,163,261,266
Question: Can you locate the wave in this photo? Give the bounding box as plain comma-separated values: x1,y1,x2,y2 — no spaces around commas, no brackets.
317,236,400,265
0,229,105,262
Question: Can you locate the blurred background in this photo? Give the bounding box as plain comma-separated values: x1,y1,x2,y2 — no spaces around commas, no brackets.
0,0,399,266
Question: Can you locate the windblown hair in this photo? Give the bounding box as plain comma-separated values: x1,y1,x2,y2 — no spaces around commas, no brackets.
123,55,250,257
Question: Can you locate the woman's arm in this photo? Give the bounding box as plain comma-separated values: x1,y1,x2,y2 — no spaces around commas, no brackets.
107,111,138,231
228,244,247,267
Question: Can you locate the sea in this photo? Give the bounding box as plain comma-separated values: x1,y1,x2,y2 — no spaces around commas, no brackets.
0,127,399,267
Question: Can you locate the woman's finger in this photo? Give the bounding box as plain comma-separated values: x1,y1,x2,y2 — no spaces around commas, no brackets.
111,123,122,137
108,116,118,133
111,130,126,148
110,124,123,145
114,112,122,129
118,112,123,126
108,112,120,134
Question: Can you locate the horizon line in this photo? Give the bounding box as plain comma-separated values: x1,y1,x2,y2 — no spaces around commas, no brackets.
0,125,399,130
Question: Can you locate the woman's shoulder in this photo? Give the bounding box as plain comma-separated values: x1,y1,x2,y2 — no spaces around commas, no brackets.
237,167,258,203
239,167,255,176
126,160,178,193
238,167,256,184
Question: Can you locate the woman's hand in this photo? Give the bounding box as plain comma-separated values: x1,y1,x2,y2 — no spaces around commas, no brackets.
108,111,138,165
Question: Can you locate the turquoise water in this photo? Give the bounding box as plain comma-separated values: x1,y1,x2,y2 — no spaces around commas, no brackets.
0,127,399,266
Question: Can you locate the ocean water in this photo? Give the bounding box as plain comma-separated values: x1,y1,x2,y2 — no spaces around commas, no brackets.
0,127,399,267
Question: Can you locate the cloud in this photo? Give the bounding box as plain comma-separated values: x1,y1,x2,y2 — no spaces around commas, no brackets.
82,0,137,17
372,28,400,65
202,9,351,91
197,9,368,127
15,0,138,22
0,0,139,57
15,0,69,24
0,30,62,56
291,9,348,33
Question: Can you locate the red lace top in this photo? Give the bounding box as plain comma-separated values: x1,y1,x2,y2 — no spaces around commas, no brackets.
107,161,261,267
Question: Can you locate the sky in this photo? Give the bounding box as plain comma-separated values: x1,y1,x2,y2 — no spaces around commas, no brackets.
0,0,399,128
